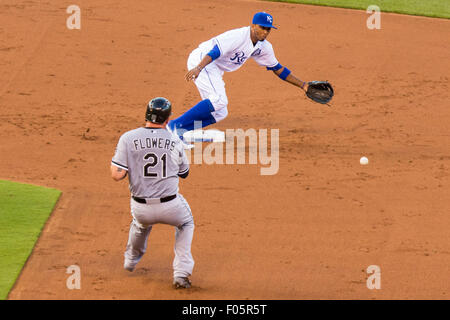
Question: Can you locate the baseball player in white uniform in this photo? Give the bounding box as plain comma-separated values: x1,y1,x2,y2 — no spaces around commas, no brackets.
111,97,194,289
168,12,310,140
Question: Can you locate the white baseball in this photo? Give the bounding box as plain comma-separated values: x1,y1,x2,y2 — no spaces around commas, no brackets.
360,156,369,165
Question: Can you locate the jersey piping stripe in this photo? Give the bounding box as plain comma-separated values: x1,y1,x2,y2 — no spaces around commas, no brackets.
178,168,189,175
200,52,219,95
111,160,128,171
204,69,218,95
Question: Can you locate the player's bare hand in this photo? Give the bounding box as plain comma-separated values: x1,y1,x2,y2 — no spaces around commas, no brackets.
185,67,201,82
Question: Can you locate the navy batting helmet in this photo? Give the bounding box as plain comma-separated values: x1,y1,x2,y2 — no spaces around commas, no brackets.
145,97,172,124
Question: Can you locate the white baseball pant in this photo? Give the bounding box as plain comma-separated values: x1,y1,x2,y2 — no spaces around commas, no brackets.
187,48,229,122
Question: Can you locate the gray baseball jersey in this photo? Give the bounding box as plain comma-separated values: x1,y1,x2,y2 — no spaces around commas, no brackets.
111,127,189,198
112,126,195,280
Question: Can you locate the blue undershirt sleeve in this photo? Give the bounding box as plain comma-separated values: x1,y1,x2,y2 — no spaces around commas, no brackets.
207,44,221,61
266,63,283,71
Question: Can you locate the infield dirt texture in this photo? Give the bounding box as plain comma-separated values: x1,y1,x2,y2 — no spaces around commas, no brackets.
1,0,449,299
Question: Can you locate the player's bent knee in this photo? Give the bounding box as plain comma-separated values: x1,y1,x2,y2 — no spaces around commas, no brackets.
132,219,152,232
208,94,228,111
179,219,194,231
212,107,228,123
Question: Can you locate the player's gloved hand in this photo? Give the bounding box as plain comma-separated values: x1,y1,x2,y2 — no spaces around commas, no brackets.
305,81,334,105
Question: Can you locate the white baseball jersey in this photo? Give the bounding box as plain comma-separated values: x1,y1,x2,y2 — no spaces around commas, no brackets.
111,127,189,198
197,26,279,72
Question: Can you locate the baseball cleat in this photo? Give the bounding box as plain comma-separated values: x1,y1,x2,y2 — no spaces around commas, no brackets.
174,128,194,149
124,260,136,272
173,277,192,289
168,126,194,149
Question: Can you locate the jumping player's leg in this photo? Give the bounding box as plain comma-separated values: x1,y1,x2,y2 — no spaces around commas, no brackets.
168,50,228,133
168,98,216,132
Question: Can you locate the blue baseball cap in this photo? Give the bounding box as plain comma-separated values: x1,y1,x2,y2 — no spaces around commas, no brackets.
252,12,278,29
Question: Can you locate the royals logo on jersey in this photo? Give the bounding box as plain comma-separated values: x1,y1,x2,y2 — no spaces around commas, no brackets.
197,26,279,72
230,51,247,65
251,48,262,57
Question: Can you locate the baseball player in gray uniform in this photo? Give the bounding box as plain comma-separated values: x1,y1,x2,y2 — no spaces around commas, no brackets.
110,97,194,289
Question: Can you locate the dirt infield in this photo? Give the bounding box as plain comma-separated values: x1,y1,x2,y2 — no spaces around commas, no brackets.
1,0,449,299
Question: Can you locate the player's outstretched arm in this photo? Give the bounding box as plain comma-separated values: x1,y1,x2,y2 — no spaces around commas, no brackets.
273,67,308,91
273,67,334,105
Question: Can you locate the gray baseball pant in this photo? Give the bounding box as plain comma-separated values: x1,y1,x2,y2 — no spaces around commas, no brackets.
124,193,194,278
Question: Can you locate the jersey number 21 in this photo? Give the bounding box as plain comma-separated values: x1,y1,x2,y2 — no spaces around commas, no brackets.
143,152,167,178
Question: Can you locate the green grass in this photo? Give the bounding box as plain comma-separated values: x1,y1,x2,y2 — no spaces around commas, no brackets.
0,180,61,300
266,0,450,19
